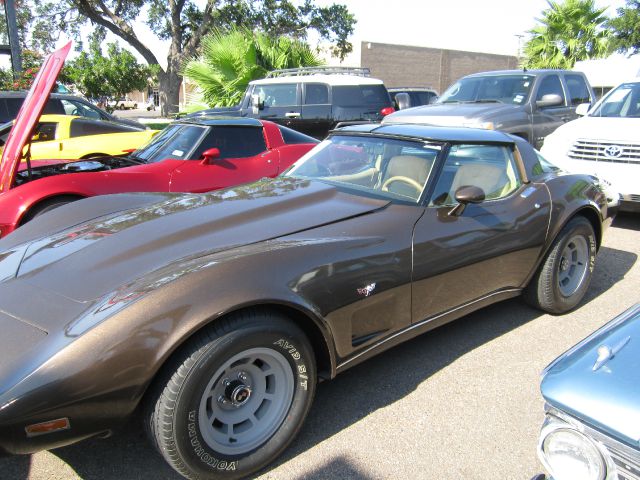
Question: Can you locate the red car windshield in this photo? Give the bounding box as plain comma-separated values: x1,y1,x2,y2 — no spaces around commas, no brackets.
132,124,207,163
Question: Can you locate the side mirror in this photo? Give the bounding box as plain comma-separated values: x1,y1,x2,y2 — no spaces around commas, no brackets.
201,147,220,164
536,93,563,108
394,92,411,110
448,185,485,216
575,103,590,116
251,94,263,114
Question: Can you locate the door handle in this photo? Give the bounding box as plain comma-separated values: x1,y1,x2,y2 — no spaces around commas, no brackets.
285,112,301,118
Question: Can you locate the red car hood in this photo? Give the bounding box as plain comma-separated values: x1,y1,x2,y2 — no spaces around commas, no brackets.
0,42,71,193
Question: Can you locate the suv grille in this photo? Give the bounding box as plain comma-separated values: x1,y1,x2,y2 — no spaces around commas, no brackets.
568,139,640,164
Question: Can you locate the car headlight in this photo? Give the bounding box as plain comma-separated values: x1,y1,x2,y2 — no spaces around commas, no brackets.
540,428,606,480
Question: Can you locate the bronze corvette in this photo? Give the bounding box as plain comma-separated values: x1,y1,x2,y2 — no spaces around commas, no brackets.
0,123,614,479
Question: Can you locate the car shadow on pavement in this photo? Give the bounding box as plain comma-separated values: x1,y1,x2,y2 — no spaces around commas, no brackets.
1,245,635,480
612,212,640,232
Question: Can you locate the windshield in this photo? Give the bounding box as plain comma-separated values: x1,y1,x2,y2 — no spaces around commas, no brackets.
132,124,207,163
590,82,640,118
438,74,535,105
285,135,441,203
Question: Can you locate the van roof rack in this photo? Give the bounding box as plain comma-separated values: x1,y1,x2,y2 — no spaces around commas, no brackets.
266,66,371,78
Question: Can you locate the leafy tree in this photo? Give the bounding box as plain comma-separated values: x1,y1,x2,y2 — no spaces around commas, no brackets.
24,0,356,116
182,28,323,107
522,0,612,69
607,0,640,54
0,50,44,90
64,42,155,99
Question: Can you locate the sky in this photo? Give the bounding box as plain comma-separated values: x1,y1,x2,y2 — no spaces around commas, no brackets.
1,0,627,69
125,0,626,68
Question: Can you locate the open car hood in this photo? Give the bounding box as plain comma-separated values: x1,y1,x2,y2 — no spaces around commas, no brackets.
0,42,71,193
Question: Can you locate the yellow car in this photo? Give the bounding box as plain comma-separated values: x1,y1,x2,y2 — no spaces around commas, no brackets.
0,114,158,160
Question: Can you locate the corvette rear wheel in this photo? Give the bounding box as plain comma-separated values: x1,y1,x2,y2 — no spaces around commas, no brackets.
147,311,316,479
524,216,596,314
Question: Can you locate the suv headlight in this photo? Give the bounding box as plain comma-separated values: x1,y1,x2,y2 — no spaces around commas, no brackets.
463,120,495,130
538,415,609,480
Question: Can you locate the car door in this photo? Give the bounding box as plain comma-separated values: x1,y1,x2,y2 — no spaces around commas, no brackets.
28,121,62,159
531,74,574,149
411,143,552,322
169,125,278,193
251,83,301,128
299,83,332,138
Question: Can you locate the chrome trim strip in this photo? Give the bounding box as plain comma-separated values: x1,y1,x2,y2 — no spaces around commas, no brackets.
337,288,521,370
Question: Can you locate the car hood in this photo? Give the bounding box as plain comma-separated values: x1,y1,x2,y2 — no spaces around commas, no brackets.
548,115,640,142
541,304,640,448
3,178,389,304
0,42,71,194
383,102,521,126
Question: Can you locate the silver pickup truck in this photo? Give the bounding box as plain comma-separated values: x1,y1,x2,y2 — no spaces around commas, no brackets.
383,69,595,150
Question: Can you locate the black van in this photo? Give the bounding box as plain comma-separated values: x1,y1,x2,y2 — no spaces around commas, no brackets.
184,67,395,139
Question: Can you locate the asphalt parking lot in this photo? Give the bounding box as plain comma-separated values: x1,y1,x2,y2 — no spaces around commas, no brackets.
2,213,639,480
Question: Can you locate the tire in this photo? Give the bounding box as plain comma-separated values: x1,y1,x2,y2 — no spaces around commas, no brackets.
119,104,125,110
524,216,596,314
147,311,316,480
133,103,138,109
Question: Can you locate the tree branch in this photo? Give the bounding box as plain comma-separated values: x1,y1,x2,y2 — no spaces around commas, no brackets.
74,0,162,71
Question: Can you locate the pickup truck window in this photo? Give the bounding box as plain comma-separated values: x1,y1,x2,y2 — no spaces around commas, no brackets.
438,75,535,105
536,75,565,105
565,74,591,106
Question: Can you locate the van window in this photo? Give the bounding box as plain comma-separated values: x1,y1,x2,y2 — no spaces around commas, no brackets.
333,85,390,106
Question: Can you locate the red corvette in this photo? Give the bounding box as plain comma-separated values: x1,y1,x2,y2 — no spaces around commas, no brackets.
0,44,318,238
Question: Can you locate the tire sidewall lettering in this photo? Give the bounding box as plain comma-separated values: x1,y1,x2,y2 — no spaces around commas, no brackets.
175,325,315,478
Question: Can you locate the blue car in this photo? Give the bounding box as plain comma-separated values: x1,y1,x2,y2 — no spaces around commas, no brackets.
535,303,640,480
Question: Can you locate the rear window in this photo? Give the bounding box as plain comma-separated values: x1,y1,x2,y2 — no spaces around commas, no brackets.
69,118,137,137
278,125,319,145
332,85,391,107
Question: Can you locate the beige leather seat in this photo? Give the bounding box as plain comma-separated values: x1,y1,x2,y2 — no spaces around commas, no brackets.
449,163,509,200
380,155,433,199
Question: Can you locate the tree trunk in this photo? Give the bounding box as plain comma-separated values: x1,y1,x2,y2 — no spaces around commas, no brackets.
158,66,182,117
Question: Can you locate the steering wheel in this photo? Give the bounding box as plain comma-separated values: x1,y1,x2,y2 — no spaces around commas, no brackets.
381,176,423,195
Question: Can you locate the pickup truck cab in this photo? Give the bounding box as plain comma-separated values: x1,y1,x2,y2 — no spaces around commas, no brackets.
383,69,595,149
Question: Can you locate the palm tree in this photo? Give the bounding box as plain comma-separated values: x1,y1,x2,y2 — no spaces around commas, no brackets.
182,28,323,108
522,0,612,69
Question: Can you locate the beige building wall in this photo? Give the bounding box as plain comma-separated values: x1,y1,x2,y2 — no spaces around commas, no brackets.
360,41,519,93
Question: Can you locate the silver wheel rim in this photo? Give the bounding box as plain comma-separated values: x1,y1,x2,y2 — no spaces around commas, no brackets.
198,347,294,455
558,235,589,297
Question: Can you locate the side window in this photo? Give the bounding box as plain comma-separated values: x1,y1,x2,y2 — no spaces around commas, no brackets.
62,99,103,119
536,75,565,106
254,84,297,107
565,75,591,106
32,122,58,143
429,144,521,206
42,99,65,115
304,84,329,104
69,119,135,137
192,126,266,160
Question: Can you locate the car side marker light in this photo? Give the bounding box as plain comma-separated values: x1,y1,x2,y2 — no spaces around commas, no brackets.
25,417,71,437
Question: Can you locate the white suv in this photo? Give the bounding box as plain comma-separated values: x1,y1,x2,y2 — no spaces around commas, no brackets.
541,78,640,212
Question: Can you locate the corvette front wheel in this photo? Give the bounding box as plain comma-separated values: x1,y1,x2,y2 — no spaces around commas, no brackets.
524,216,596,314
148,311,316,479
